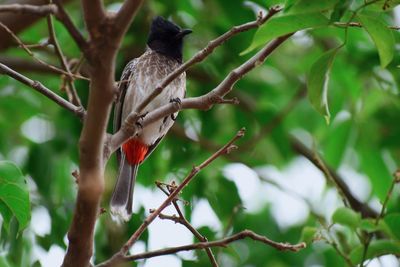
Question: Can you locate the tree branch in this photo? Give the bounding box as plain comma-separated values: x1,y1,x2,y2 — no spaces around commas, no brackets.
0,62,85,118
108,33,293,157
360,169,400,267
46,10,82,106
334,21,400,30
0,3,57,15
289,137,378,218
155,181,218,266
0,21,89,80
53,0,88,52
61,0,143,265
0,0,71,51
114,0,144,38
97,128,245,267
0,56,90,76
121,230,306,262
133,6,282,115
81,0,105,39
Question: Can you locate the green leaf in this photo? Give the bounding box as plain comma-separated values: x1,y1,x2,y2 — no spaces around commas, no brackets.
290,0,340,13
359,148,392,201
358,14,394,68
324,119,352,168
330,0,351,21
307,47,341,122
384,213,400,240
300,226,318,244
359,218,378,233
350,240,400,264
0,161,31,233
0,201,13,232
242,13,330,54
0,256,12,267
358,218,392,236
332,207,361,229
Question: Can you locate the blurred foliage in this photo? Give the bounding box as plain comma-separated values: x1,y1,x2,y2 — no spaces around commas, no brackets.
0,0,400,266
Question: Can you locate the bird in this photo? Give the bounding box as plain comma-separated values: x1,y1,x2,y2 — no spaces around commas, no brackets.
110,16,192,222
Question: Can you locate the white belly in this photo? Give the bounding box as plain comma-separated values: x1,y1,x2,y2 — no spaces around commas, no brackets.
121,52,186,146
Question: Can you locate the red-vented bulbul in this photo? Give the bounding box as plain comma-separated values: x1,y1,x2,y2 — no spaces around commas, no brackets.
111,16,192,221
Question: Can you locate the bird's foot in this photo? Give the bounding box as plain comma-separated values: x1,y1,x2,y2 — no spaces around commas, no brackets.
135,112,148,129
170,97,181,105
169,98,181,121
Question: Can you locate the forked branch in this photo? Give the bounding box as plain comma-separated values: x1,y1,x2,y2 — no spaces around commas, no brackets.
97,128,245,267
0,63,85,119
123,230,306,262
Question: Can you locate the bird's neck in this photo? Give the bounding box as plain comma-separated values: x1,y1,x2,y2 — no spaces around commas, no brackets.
147,42,183,63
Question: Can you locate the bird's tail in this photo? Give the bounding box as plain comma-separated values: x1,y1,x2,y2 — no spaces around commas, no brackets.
110,153,138,222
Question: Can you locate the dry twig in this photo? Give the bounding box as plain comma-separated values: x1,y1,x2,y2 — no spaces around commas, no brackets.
0,62,85,119
97,128,245,267
0,4,58,16
122,230,306,262
46,8,82,106
155,181,218,266
0,21,89,80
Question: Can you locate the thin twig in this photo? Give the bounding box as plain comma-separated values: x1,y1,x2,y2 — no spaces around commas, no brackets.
155,181,189,207
155,181,218,266
46,7,82,106
122,230,306,262
0,21,89,81
0,62,85,119
334,21,400,30
24,40,51,49
320,226,353,267
375,170,400,225
0,4,58,16
360,170,399,267
97,128,245,267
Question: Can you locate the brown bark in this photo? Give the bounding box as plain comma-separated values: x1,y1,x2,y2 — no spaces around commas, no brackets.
61,1,143,266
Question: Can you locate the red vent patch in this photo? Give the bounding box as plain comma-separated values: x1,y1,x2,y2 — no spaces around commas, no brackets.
122,139,149,164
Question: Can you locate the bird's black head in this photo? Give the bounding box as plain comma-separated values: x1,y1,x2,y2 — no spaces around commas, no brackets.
147,16,192,63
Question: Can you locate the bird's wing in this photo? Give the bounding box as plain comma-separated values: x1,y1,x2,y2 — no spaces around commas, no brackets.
142,72,186,162
114,59,138,163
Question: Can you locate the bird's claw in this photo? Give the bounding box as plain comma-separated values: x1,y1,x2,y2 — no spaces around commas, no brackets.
169,97,181,105
169,98,181,121
135,112,148,129
135,121,143,129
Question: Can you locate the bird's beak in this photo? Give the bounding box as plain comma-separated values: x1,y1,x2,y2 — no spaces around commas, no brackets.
175,29,192,39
